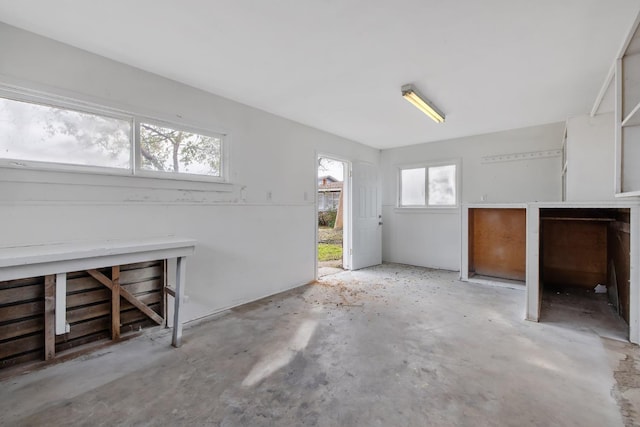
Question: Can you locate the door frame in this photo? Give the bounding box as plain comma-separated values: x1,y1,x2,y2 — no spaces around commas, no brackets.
315,152,352,279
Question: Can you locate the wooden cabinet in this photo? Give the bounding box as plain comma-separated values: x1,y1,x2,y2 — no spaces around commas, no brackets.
468,208,526,281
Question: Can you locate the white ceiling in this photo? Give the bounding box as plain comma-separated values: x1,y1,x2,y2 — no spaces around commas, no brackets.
0,0,639,149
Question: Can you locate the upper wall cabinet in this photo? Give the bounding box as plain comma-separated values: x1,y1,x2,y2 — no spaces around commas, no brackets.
616,15,640,196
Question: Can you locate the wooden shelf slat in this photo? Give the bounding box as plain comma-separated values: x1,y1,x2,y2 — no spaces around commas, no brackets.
541,217,615,222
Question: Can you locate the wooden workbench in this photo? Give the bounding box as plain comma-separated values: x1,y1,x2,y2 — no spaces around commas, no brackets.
0,237,196,354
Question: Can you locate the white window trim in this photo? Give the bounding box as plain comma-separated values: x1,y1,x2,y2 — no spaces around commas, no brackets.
135,118,227,183
0,87,135,175
396,158,461,210
0,85,230,184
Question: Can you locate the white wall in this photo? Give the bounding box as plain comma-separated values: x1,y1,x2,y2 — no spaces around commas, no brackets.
380,123,564,270
565,113,616,201
0,23,379,321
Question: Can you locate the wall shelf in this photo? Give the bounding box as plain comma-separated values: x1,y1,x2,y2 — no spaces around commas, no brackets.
616,189,640,198
615,13,640,196
622,101,640,127
541,217,615,222
481,149,561,164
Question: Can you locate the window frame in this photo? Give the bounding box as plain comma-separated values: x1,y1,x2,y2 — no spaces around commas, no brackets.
397,159,461,209
134,118,227,182
0,88,135,176
0,86,229,184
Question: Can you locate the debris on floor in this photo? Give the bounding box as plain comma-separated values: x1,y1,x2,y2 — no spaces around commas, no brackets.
0,263,638,426
594,284,607,294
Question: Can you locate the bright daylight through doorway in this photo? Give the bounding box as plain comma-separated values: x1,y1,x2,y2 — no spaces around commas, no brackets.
317,157,346,277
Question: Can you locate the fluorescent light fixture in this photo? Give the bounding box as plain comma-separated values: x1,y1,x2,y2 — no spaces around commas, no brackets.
401,84,445,123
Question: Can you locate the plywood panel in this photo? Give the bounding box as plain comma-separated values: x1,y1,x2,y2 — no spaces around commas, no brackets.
55,331,111,353
0,318,43,341
609,219,630,323
121,279,162,295
120,265,163,284
0,260,165,370
66,302,110,324
66,276,103,293
0,351,42,370
55,317,109,343
0,275,45,368
542,220,607,288
0,284,43,305
66,288,110,308
0,333,43,360
471,208,526,281
0,301,44,323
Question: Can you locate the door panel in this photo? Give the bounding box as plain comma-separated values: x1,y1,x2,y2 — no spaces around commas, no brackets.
351,161,381,270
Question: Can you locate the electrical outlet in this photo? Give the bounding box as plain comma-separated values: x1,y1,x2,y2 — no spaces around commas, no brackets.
266,191,272,201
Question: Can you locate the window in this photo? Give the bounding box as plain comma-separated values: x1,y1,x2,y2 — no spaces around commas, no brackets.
0,92,226,181
399,163,457,207
139,123,222,177
0,96,131,169
400,167,426,206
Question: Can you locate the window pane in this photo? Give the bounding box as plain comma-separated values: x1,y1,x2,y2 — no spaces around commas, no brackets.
0,97,131,168
400,168,426,206
139,123,221,176
428,164,456,205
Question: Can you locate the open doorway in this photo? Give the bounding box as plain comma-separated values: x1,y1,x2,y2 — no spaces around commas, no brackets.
317,156,350,277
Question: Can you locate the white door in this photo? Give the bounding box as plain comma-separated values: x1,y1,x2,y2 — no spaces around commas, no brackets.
351,161,382,270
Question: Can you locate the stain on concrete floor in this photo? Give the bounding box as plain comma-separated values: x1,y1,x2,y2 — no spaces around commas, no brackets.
612,345,640,427
1,263,639,426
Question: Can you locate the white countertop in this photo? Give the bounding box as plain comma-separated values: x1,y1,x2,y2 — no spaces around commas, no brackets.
0,236,197,281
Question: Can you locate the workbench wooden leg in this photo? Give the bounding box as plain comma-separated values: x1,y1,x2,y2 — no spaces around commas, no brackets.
44,275,56,361
111,266,120,340
172,256,186,347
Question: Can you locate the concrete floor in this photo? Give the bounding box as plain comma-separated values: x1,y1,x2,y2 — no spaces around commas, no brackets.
1,264,639,426
318,259,344,278
541,286,631,342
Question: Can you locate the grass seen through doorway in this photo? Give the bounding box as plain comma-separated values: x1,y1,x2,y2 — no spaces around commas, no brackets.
318,243,342,261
